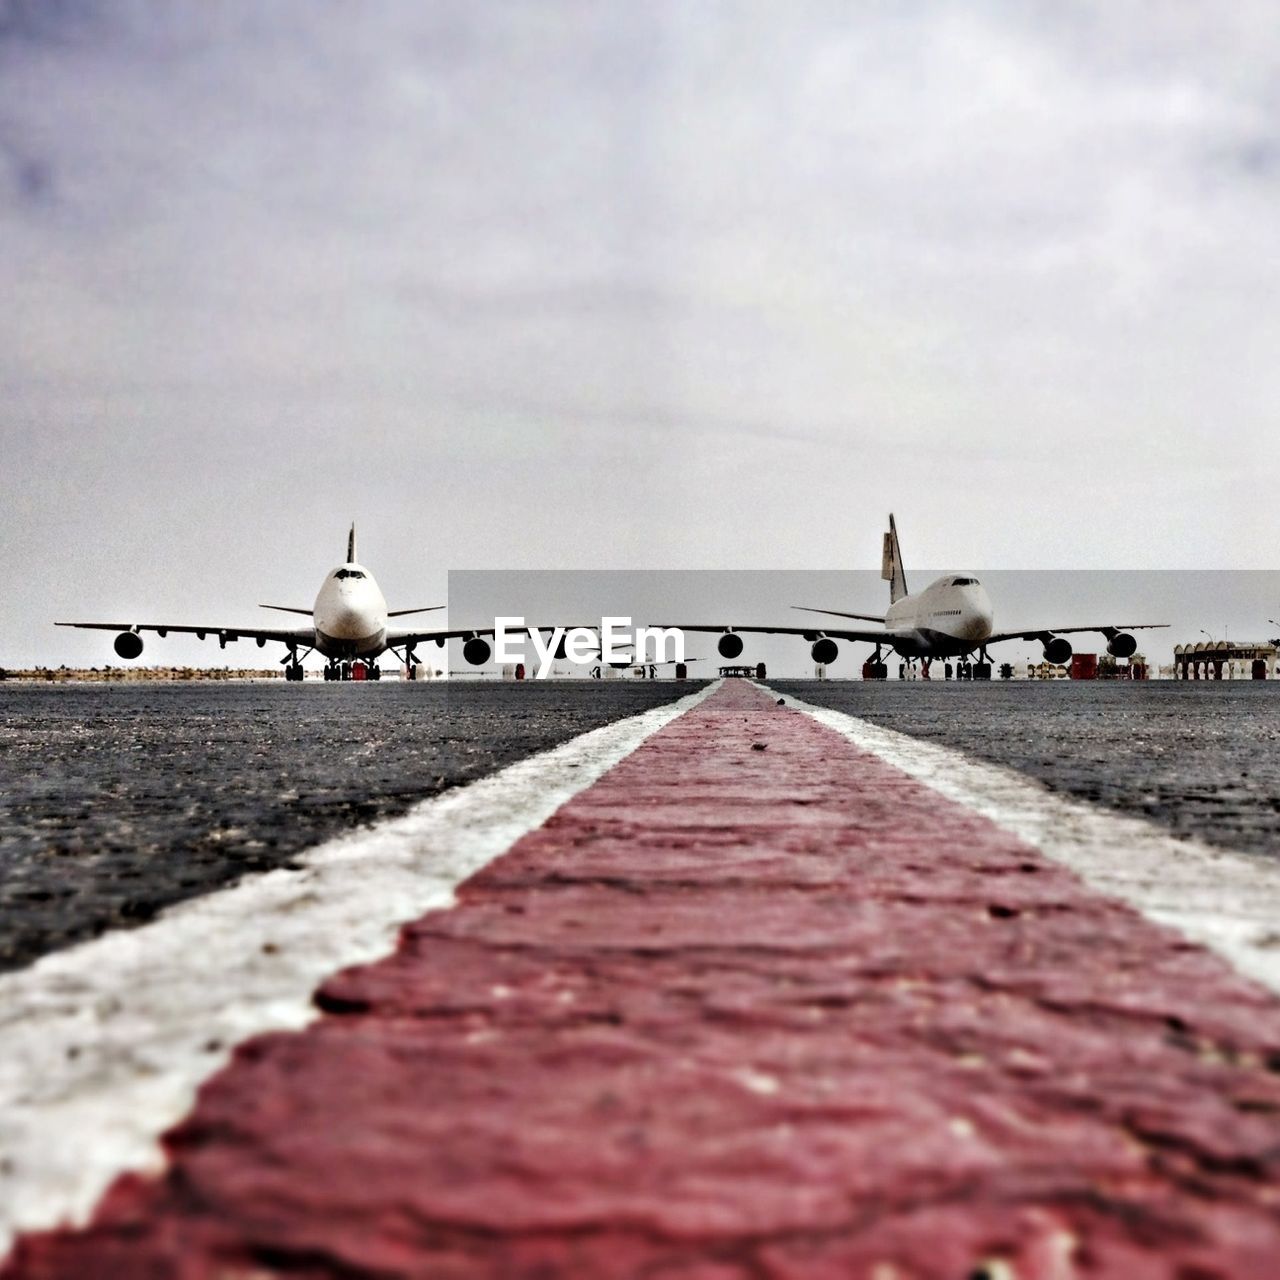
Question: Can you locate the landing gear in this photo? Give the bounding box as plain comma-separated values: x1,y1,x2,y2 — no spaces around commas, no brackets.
321,660,381,682
862,647,890,680
281,645,312,682
958,649,992,681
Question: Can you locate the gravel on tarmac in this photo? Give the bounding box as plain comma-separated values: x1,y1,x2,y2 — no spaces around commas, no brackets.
0,680,702,973
772,679,1280,860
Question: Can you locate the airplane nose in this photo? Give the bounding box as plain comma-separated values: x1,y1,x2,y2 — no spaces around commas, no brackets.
329,607,367,639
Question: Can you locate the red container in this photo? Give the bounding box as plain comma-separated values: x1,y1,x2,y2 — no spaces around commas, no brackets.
1070,653,1098,680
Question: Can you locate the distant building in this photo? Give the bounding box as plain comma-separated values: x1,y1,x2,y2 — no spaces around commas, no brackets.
1174,641,1277,680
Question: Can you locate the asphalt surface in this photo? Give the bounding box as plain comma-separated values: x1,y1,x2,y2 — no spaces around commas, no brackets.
0,680,702,974
5,677,1279,977
772,679,1280,860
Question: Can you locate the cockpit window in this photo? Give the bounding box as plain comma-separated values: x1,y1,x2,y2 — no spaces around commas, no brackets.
951,577,978,586
333,568,366,580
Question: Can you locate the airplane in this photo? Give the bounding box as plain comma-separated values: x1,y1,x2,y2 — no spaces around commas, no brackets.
57,525,502,681
670,515,1168,680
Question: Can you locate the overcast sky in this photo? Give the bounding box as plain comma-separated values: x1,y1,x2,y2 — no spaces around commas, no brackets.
3,1,1279,667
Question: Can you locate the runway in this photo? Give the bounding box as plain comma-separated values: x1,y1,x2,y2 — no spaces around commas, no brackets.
4,679,1280,1276
0,682,696,971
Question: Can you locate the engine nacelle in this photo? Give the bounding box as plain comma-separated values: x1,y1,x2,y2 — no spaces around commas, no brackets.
114,631,144,660
1042,636,1072,665
811,637,839,665
1107,632,1137,659
717,632,744,659
462,636,492,666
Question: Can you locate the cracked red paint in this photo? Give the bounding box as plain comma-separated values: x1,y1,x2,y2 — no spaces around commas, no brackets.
8,680,1280,1278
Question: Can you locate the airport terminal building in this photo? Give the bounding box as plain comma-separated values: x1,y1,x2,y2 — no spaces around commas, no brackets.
1174,641,1278,680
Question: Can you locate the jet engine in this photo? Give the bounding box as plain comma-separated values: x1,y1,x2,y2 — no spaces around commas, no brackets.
811,637,839,665
1042,636,1072,665
1106,632,1137,658
462,637,492,666
717,632,744,659
114,631,144,660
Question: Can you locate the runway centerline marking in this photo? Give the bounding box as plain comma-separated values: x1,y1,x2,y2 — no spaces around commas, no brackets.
776,684,1280,995
9,678,1280,1275
0,680,720,1256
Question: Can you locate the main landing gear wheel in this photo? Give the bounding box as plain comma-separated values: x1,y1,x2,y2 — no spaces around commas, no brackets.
285,663,304,682
862,653,889,680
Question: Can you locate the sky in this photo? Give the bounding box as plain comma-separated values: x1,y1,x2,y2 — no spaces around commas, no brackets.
3,1,1279,667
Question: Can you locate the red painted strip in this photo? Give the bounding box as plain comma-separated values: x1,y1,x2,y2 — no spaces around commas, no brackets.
9,680,1280,1277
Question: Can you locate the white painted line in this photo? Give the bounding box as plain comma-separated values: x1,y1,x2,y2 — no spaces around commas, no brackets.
778,688,1280,995
0,681,720,1255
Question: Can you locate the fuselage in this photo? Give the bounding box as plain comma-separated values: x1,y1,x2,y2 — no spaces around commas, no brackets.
882,575,994,659
312,561,389,658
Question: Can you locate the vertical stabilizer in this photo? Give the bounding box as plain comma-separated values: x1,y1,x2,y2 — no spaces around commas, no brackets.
347,523,357,565
881,514,908,603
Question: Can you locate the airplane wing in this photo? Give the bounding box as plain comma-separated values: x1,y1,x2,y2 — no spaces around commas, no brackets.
56,621,315,646
792,607,887,624
665,623,893,644
985,623,1169,645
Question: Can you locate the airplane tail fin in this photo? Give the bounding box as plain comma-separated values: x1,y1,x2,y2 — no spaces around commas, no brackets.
347,523,357,564
881,513,908,604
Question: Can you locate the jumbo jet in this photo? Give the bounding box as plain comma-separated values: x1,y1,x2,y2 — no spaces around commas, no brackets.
57,526,501,681
673,515,1167,679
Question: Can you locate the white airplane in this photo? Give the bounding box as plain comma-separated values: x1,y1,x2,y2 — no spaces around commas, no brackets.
57,526,501,681
673,515,1167,679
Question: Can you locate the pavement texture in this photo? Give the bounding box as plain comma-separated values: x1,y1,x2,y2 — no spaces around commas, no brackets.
9,679,1280,1278
0,681,699,972
774,680,1280,860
